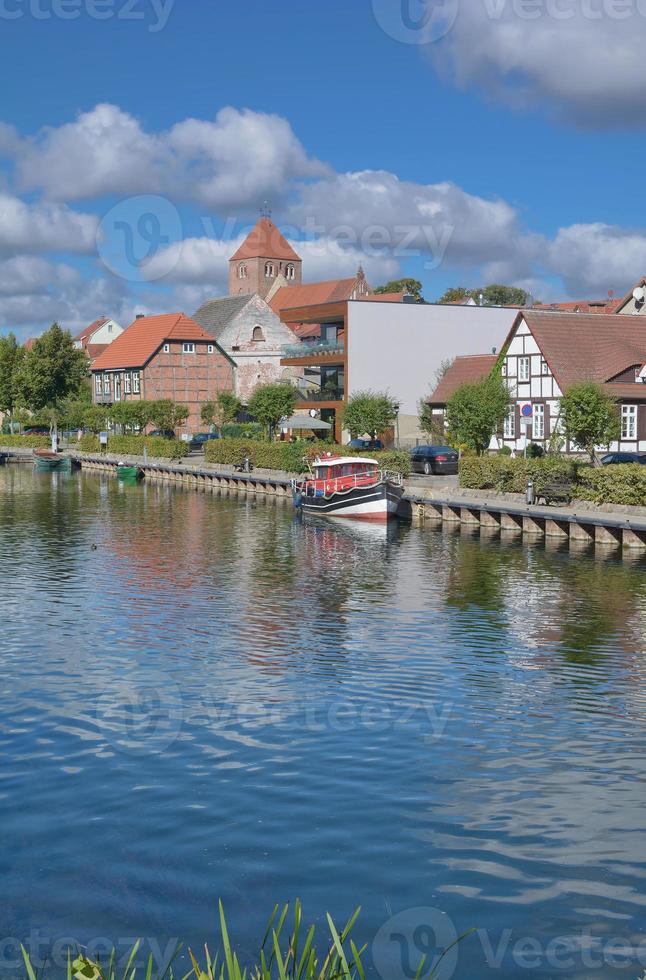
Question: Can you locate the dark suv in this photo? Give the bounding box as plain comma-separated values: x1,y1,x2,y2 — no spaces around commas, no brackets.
600,452,646,465
411,445,459,475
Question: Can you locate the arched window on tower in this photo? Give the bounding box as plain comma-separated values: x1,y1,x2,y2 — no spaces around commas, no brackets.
252,326,265,343
238,263,247,279
285,264,295,281
265,262,275,279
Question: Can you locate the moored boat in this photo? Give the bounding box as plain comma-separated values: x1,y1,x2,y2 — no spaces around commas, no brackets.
117,465,143,481
292,454,404,523
33,449,74,472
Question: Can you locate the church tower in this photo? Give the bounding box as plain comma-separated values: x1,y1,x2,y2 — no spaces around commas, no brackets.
229,210,302,299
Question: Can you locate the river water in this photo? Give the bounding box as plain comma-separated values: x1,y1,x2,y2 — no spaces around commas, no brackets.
1,465,646,979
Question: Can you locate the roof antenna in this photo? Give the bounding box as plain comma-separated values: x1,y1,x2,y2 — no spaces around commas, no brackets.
260,201,272,219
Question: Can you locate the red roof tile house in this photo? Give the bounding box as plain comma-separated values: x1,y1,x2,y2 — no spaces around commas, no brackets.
91,313,235,433
74,316,123,364
428,311,646,454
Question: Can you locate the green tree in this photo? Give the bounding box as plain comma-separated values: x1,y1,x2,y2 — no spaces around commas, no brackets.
148,399,189,433
438,284,529,307
446,373,511,454
437,287,470,304
201,391,242,433
248,382,297,439
374,278,424,302
559,382,620,464
0,333,25,428
342,390,399,440
83,405,109,434
15,324,88,443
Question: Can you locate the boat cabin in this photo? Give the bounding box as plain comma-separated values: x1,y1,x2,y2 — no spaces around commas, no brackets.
312,456,378,481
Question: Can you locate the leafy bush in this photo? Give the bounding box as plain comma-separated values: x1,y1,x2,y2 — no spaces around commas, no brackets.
498,444,512,456
77,434,189,460
221,422,264,439
0,434,50,448
460,456,580,494
577,465,646,506
526,443,544,459
461,456,646,506
204,440,412,477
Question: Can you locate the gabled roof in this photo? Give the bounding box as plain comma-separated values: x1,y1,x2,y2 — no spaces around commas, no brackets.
532,301,612,314
358,291,406,303
429,354,498,404
229,217,301,262
270,278,360,313
509,311,646,390
91,313,220,370
612,275,646,313
76,317,109,342
193,295,254,339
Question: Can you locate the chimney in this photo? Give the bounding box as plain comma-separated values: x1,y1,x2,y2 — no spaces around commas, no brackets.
136,313,145,319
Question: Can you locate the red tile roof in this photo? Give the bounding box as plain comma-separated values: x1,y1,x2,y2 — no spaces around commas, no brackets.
603,382,646,400
430,355,498,404
516,311,646,391
76,317,109,342
91,313,215,370
230,217,301,262
358,291,406,303
87,343,109,362
270,278,360,313
532,301,612,314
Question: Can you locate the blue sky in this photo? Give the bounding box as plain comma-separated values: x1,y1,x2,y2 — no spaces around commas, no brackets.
1,0,646,337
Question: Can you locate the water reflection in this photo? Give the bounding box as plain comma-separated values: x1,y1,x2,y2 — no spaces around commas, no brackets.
1,467,646,980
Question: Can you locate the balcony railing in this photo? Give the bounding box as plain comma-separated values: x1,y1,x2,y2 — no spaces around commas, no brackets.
282,341,345,358
295,387,344,402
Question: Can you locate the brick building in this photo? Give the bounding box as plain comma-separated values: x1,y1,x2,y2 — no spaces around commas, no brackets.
91,313,235,434
228,215,302,299
74,316,123,364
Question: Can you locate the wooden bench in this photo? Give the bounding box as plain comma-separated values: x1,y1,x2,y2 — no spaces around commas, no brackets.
536,480,573,506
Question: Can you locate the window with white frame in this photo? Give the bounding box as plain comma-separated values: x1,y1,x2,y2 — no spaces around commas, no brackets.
132,372,140,394
208,344,214,354
163,343,170,353
95,374,102,395
622,404,637,440
124,372,131,394
183,342,195,354
533,403,545,439
518,357,530,382
286,264,295,280
238,263,247,279
265,262,275,278
541,358,549,376
114,375,122,402
504,406,516,439
103,374,111,396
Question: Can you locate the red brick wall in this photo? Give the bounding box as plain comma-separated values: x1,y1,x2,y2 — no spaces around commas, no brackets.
228,256,302,298
93,341,235,433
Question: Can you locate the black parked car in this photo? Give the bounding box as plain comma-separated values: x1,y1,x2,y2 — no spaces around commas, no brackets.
600,451,646,465
189,432,220,450
410,445,459,475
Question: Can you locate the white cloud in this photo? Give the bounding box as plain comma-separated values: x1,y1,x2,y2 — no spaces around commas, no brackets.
430,2,646,126
12,104,329,208
547,223,646,295
0,194,98,253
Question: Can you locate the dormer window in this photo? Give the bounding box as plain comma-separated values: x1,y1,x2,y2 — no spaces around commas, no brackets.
252,326,265,342
265,262,275,279
238,263,247,279
286,264,295,281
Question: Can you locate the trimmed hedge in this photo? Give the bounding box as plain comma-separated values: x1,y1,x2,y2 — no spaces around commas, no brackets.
77,434,189,460
577,465,646,507
0,434,50,448
460,456,646,506
204,439,411,477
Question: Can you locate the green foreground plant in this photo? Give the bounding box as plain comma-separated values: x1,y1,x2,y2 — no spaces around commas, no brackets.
19,902,472,980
